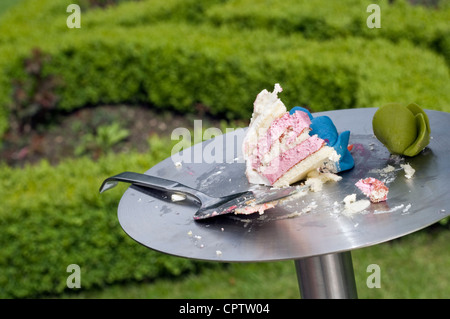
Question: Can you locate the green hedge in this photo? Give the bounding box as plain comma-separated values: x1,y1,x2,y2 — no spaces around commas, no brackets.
206,0,450,66
0,0,223,135
0,136,216,298
0,0,450,137
27,24,450,111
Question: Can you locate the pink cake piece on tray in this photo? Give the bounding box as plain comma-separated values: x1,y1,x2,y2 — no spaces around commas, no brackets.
355,177,389,203
242,83,340,187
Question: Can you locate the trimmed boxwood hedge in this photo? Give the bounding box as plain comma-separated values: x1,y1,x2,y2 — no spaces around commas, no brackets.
0,0,449,136
28,24,450,111
206,0,450,66
0,136,218,298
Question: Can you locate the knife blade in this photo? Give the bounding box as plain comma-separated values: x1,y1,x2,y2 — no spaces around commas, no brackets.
193,185,305,220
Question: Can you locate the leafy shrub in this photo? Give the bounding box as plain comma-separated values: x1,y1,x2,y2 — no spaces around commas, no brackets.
45,24,450,110
2,24,450,132
8,48,61,133
80,0,139,9
206,0,450,66
0,0,450,137
0,0,450,138
75,122,130,158
0,136,217,298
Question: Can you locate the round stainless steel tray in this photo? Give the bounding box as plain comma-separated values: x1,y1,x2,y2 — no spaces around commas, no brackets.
117,108,450,262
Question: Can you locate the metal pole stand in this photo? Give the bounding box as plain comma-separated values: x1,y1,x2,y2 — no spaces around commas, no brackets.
294,251,358,299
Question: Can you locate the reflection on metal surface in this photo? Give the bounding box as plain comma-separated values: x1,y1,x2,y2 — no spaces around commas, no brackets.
117,108,450,262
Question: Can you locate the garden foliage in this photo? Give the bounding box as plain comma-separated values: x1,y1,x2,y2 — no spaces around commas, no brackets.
0,0,449,298
0,137,217,298
0,0,449,135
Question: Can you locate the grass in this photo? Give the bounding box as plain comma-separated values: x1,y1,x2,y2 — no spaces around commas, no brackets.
0,0,22,17
61,226,449,299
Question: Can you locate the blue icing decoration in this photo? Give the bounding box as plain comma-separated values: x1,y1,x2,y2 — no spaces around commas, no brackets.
289,107,354,172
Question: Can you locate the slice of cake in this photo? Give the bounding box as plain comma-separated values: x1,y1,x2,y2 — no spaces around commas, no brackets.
242,84,340,187
242,83,287,185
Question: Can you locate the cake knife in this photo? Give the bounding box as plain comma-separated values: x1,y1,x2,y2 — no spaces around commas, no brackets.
99,171,301,220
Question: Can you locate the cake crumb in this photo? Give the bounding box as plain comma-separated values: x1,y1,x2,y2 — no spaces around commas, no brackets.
234,201,277,215
403,203,412,213
400,163,415,179
343,194,357,206
355,177,388,203
301,201,318,213
305,170,342,192
285,211,302,218
343,194,370,215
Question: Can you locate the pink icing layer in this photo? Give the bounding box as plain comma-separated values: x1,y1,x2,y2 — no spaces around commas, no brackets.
252,111,311,170
260,135,325,184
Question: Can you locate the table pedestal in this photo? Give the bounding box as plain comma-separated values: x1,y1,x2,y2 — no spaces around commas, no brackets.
294,251,358,299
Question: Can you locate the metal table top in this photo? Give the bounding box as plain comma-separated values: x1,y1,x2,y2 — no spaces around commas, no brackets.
117,108,450,262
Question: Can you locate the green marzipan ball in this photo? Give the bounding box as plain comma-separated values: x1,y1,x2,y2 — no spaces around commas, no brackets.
372,103,430,157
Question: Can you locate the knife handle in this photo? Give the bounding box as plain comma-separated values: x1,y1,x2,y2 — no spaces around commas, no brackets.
99,171,210,204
